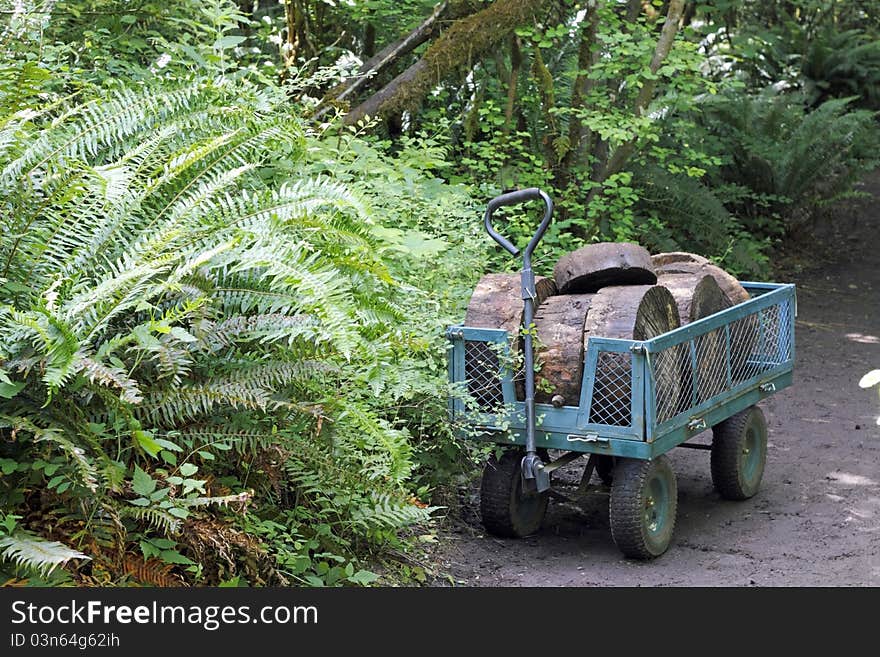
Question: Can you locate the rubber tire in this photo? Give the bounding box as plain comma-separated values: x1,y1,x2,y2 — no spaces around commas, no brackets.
711,405,767,501
594,455,615,486
610,456,678,559
480,450,549,538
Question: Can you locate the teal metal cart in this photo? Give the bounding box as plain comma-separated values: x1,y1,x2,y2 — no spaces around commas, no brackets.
447,191,796,559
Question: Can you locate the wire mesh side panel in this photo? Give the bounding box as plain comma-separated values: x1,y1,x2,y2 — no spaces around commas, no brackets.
651,342,694,424
588,351,633,427
464,340,505,414
651,296,794,425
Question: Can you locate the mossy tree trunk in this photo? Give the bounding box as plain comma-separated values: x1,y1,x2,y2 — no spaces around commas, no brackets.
345,0,563,125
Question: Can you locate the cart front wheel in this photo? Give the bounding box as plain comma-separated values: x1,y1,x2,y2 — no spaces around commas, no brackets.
610,456,677,559
480,449,549,538
711,405,767,500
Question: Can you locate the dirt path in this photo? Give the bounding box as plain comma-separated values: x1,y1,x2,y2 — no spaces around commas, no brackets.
435,173,880,586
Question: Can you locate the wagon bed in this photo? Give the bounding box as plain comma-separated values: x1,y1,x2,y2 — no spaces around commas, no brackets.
448,281,794,459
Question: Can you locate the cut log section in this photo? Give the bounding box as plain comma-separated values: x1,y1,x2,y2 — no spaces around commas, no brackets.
658,273,733,402
651,251,709,270
653,258,757,386
652,258,750,305
583,285,681,425
533,295,593,406
553,242,656,294
657,273,732,325
464,273,557,403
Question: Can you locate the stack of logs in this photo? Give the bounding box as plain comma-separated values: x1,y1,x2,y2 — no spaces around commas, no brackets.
465,244,753,421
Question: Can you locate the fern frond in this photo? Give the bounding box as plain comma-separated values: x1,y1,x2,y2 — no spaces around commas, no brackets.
0,532,90,576
117,506,181,535
76,355,143,404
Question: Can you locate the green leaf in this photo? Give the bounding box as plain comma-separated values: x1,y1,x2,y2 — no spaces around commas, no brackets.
132,465,157,496
347,570,379,586
0,381,25,399
0,459,18,475
135,431,162,458
159,549,194,565
179,463,198,477
170,327,198,343
168,507,188,519
213,35,245,50
154,438,183,452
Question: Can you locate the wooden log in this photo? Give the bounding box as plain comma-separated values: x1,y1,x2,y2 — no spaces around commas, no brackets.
464,273,557,402
650,251,709,270
465,273,557,334
652,258,756,384
652,258,750,305
583,285,681,425
658,273,732,402
657,273,731,325
553,242,656,294
533,294,593,406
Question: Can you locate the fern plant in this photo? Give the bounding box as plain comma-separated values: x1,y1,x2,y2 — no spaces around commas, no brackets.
0,73,433,585
694,90,879,235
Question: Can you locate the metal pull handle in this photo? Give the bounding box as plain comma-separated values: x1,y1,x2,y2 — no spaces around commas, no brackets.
483,188,553,259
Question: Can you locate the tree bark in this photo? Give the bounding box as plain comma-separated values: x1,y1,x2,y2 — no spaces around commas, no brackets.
318,0,455,118
556,3,601,188
345,0,556,125
534,295,594,406
502,35,521,137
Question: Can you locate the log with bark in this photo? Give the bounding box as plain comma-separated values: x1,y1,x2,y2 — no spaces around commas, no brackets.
553,242,656,294
651,251,709,270
657,273,731,325
658,273,732,401
533,294,593,406
583,285,681,425
465,273,557,401
651,255,750,305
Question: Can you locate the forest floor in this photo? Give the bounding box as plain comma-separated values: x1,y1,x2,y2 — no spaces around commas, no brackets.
432,171,880,586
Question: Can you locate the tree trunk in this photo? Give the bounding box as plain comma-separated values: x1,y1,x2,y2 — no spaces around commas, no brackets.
465,273,557,402
317,0,456,119
345,0,555,125
502,35,522,137
652,259,749,305
651,251,709,270
556,3,601,190
465,273,557,336
658,273,731,325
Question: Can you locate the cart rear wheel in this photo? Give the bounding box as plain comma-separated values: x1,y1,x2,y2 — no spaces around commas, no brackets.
480,449,549,538
610,456,677,559
711,405,767,500
594,455,615,486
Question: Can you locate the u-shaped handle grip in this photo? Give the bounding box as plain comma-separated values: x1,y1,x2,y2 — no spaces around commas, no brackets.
483,188,553,259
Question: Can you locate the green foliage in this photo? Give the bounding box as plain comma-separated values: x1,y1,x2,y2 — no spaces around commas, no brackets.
0,46,444,583
696,91,879,233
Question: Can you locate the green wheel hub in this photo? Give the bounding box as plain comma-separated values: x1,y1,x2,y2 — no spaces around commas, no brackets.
644,473,671,536
711,405,768,500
